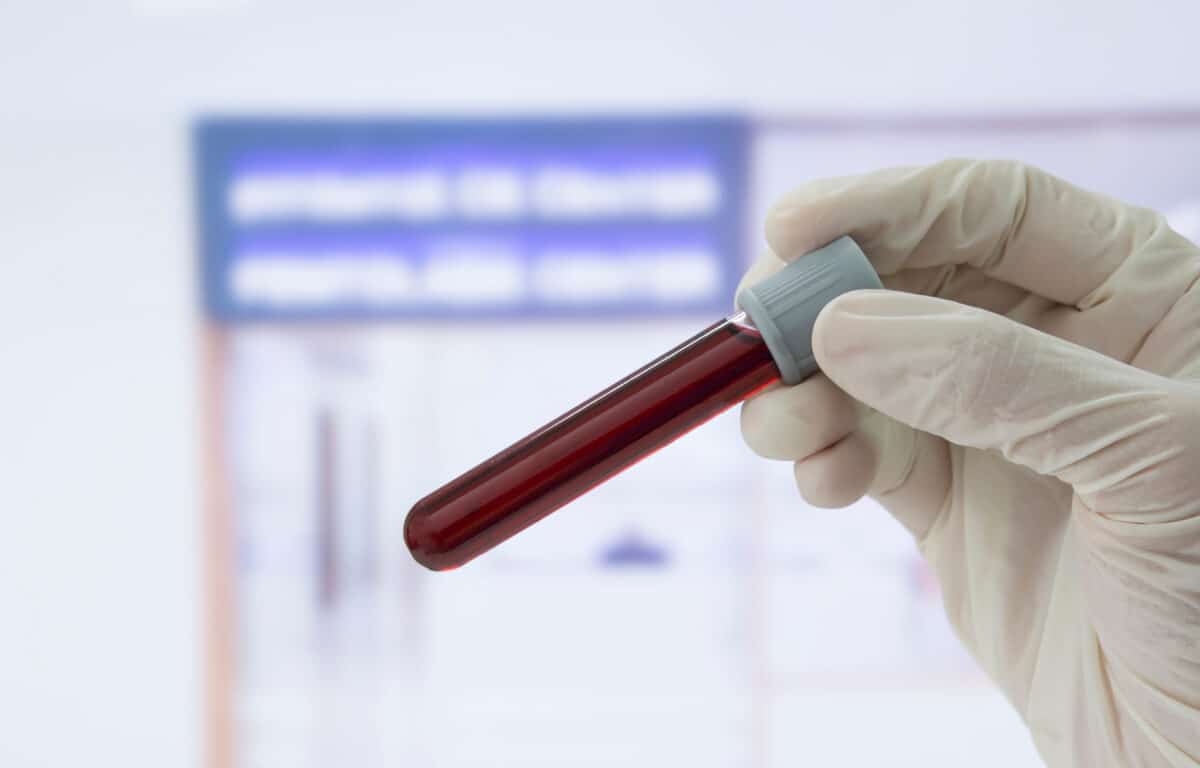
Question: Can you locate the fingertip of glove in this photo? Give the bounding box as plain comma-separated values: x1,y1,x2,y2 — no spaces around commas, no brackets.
793,431,876,508
763,200,838,262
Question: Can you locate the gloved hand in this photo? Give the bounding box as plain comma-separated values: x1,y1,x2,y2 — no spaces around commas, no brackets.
740,159,1200,767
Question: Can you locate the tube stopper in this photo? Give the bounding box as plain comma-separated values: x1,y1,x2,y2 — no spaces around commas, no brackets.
737,236,882,385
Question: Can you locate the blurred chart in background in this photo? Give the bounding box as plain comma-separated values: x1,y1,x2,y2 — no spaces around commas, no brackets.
198,114,1200,768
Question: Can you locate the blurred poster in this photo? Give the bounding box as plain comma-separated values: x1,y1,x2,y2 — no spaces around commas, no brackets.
195,117,748,322
199,113,1200,768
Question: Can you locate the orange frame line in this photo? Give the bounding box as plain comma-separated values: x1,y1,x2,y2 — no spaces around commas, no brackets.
202,325,233,768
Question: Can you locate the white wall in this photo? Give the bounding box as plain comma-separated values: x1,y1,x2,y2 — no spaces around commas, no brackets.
1,1,1199,766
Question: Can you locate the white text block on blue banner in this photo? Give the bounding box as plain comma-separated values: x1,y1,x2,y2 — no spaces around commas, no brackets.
195,117,749,322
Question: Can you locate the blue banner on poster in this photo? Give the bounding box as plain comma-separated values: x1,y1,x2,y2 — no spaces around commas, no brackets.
194,117,749,321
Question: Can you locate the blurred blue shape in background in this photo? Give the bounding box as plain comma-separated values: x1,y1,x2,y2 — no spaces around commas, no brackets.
195,117,748,321
598,528,671,568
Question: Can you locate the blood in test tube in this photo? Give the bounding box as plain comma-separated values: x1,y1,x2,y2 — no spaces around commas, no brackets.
404,312,779,571
404,236,882,571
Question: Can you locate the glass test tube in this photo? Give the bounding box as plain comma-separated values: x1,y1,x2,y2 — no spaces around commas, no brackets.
404,236,880,571
404,311,779,571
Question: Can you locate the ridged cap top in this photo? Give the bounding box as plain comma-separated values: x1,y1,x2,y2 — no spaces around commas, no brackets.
737,236,882,385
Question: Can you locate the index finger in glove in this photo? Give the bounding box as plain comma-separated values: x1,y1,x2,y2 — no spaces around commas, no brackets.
765,159,1198,313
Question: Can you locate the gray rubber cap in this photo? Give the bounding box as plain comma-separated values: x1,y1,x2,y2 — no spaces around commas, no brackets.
738,236,881,385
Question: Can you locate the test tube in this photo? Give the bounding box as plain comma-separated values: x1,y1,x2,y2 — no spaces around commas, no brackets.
405,237,880,570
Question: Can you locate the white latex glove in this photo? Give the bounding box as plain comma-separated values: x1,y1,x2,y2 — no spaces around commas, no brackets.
740,160,1200,767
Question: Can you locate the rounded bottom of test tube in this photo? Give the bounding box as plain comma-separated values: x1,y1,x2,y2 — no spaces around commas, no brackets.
404,502,462,571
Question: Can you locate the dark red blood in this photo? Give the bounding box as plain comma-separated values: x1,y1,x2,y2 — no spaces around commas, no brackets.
405,318,779,570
